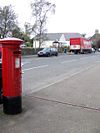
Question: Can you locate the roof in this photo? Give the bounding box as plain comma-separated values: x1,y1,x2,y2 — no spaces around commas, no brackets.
45,33,62,41
63,33,82,40
34,32,82,41
44,33,81,41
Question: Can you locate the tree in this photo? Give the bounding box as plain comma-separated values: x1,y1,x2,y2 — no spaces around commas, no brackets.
12,25,22,38
31,0,56,48
0,5,17,38
12,25,31,46
91,29,100,49
97,40,100,48
81,33,86,37
24,22,32,36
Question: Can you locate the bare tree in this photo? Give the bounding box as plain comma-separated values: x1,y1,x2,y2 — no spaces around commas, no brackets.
24,22,32,36
0,5,17,38
31,0,56,48
81,33,86,37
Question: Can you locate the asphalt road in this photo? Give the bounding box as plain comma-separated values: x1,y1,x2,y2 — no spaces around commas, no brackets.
22,52,100,95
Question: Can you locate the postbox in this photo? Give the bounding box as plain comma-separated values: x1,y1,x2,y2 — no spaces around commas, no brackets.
0,46,2,104
0,38,23,114
0,59,2,104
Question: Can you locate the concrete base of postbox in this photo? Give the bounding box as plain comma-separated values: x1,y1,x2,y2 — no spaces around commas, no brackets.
3,96,22,115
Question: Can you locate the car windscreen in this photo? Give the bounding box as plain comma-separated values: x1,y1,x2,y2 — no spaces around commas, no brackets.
42,48,50,52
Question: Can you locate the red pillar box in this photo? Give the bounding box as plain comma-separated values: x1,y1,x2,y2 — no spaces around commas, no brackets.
0,38,23,115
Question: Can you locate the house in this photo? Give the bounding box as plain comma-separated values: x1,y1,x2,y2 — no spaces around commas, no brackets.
33,32,81,48
88,30,100,50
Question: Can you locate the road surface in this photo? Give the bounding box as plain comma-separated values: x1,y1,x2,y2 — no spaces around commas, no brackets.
22,52,100,95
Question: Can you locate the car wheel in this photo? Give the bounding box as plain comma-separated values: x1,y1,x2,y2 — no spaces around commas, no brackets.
47,53,50,57
38,55,42,57
55,53,58,56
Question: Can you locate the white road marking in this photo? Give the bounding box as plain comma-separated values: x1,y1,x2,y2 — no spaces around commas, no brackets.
21,62,30,66
79,55,96,60
26,64,96,94
34,58,42,60
79,57,89,60
23,65,48,72
61,59,77,64
96,61,100,63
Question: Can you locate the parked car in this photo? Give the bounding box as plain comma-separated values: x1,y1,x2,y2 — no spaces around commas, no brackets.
37,47,58,57
98,48,100,52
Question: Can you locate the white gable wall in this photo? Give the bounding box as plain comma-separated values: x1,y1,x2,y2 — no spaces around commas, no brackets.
59,34,70,46
42,41,54,48
33,40,54,48
59,34,66,42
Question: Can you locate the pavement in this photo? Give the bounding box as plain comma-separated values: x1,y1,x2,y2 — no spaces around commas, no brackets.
1,64,100,133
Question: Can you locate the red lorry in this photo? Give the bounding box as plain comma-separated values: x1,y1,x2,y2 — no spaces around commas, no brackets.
70,38,92,54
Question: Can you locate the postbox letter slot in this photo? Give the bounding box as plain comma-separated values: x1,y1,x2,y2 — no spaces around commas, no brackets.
13,51,21,54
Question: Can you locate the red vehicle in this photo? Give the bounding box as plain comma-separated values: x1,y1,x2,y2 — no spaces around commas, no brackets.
70,38,92,54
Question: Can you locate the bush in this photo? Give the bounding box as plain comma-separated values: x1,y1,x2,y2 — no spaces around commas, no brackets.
25,42,33,47
21,48,43,55
21,48,35,55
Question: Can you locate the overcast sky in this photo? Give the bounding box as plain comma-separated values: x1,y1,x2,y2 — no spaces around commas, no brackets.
0,0,100,37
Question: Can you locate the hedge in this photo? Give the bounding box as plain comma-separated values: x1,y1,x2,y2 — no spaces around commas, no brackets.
21,48,43,55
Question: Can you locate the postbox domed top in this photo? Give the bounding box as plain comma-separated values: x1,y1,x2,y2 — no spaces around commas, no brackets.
0,37,23,45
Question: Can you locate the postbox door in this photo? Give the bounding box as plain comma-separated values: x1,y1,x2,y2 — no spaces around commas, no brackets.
13,50,22,96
